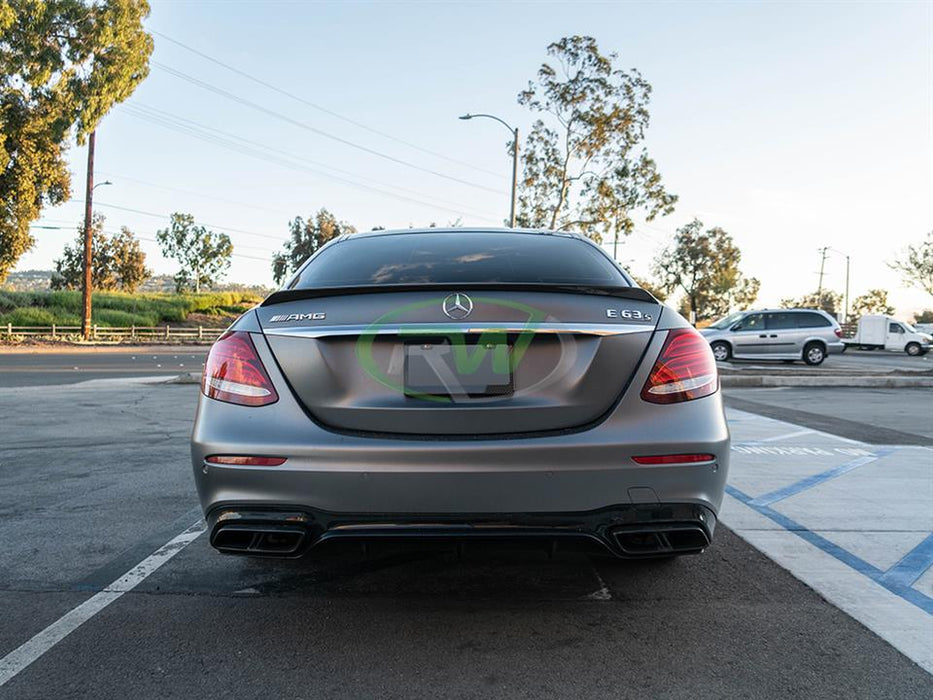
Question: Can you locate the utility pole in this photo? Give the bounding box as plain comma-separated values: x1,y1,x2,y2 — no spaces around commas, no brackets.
816,247,828,301
81,131,96,341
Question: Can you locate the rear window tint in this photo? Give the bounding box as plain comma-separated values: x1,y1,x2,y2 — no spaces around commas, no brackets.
766,312,797,330
796,312,831,328
290,232,626,288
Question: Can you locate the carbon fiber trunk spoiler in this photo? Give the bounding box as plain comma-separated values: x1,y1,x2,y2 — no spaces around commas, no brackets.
261,283,657,307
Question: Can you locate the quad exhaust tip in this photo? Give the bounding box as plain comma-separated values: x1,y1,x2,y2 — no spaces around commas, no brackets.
212,526,306,556
612,525,710,556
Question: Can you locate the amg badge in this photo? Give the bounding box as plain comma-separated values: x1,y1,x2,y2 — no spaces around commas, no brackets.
269,312,326,322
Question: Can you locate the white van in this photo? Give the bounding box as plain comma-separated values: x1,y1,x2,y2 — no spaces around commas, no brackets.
845,315,932,356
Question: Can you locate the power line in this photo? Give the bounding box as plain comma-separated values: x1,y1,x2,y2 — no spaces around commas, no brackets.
151,30,507,181
29,223,273,262
94,170,295,218
120,103,500,221
76,200,284,242
152,61,507,196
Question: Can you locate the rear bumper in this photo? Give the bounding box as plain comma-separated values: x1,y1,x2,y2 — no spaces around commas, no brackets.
191,326,730,554
206,503,718,559
827,340,846,355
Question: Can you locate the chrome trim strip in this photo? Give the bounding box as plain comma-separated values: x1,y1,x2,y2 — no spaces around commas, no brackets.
262,322,653,338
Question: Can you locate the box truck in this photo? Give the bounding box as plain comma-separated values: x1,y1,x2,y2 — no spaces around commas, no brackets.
844,315,932,355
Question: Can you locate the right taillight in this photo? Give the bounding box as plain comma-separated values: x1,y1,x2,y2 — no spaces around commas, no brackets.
641,328,718,404
202,331,278,407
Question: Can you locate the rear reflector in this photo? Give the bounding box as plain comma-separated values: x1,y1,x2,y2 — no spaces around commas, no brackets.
202,331,278,406
205,455,287,466
641,328,718,404
632,453,715,465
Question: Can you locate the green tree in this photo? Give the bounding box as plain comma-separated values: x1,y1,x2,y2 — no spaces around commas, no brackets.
850,289,894,318
109,225,150,292
51,215,150,291
780,290,844,316
51,213,115,290
272,208,355,285
913,309,933,324
653,219,760,322
515,35,676,243
888,231,933,297
0,0,153,282
156,213,233,293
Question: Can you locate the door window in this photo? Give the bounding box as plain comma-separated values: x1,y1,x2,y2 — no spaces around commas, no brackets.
735,313,765,331
889,323,904,334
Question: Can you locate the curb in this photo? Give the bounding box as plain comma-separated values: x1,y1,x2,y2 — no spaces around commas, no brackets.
721,375,933,388
165,372,201,385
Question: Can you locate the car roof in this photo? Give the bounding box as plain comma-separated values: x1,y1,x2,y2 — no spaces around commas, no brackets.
743,308,829,314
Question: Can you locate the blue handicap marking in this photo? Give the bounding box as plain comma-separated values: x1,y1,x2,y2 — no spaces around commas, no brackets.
748,446,898,507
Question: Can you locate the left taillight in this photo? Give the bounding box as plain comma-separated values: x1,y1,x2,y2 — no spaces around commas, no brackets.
641,328,718,404
202,331,278,407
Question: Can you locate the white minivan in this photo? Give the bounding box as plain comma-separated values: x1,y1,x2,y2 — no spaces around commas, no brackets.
700,309,845,365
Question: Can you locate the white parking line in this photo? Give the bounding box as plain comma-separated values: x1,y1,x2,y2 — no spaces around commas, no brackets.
0,520,205,687
759,428,814,442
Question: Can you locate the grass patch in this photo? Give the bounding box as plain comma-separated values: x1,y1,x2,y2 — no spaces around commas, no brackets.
0,290,263,328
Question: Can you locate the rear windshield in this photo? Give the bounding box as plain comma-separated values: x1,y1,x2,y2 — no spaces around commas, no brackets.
289,232,627,288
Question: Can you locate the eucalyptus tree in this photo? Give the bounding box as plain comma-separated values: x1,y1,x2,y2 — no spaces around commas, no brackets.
0,0,153,281
515,36,677,245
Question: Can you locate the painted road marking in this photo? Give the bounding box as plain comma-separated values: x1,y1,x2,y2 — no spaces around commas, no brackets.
724,408,933,674
727,485,933,615
882,534,933,590
0,520,205,687
759,428,814,442
732,444,874,456
747,447,896,507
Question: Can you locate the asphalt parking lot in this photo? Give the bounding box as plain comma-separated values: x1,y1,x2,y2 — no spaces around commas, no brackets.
0,369,931,698
0,344,929,388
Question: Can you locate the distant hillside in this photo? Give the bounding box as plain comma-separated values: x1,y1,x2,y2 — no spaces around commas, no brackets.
2,270,274,297
0,290,265,328
2,269,53,291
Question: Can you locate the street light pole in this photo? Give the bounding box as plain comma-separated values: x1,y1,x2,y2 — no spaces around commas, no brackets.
828,247,851,323
509,125,518,228
460,113,518,227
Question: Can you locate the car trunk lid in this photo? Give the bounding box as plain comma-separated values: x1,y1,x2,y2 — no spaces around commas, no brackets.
257,286,660,436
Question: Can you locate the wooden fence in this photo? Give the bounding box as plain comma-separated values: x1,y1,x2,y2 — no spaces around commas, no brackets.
1,325,227,341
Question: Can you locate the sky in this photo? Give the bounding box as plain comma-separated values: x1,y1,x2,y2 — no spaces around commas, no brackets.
21,0,933,317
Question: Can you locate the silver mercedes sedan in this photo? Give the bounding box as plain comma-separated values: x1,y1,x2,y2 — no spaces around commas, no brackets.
191,228,729,559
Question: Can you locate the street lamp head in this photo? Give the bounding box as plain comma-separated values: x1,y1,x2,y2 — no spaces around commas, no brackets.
458,114,473,120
